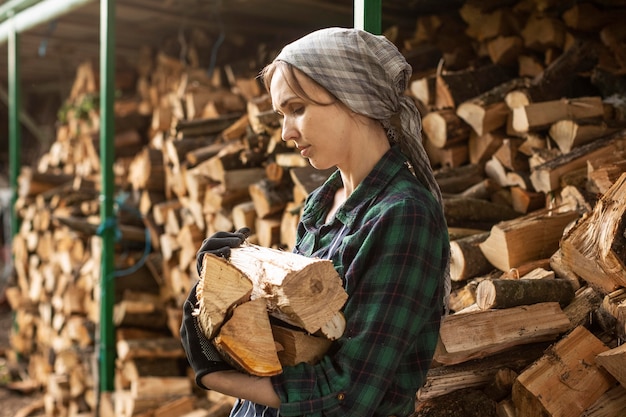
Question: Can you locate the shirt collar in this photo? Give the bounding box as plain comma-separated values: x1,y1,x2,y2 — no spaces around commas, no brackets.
302,146,407,227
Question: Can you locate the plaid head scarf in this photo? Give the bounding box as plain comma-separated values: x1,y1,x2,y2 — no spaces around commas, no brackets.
274,27,442,206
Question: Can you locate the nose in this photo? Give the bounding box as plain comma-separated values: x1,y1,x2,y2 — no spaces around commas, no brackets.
281,116,297,143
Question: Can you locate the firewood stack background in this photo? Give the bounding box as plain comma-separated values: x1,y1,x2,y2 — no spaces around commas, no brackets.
2,0,626,416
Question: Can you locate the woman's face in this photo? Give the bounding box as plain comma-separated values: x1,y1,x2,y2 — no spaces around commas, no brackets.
270,68,355,171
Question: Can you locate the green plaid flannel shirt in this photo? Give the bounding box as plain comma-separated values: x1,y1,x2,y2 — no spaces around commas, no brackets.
271,146,449,417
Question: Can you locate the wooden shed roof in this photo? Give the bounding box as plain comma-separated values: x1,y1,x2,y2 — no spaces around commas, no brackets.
0,0,464,96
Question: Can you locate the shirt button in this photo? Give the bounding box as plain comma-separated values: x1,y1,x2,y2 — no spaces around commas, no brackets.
337,393,345,401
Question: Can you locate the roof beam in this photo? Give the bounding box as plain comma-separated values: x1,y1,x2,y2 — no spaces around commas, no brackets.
0,0,95,45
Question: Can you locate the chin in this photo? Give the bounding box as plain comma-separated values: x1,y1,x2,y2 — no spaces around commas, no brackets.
308,159,331,170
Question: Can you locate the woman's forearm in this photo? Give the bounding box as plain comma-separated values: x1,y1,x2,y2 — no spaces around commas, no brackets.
200,370,281,408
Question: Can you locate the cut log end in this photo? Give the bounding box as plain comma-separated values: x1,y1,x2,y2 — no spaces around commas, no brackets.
196,254,253,339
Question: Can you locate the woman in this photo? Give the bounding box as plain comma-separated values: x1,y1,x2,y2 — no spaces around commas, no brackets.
180,27,450,417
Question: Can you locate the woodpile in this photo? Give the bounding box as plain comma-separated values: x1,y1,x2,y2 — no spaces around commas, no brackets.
2,0,626,416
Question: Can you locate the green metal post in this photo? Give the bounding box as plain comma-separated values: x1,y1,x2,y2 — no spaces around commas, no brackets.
354,0,382,35
99,0,116,393
8,18,20,238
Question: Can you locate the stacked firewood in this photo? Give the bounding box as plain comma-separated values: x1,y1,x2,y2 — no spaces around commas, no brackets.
3,0,626,416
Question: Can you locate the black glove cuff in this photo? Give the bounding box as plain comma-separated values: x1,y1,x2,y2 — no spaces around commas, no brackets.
195,362,237,390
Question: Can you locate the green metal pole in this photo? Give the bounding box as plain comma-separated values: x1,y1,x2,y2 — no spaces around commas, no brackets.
354,0,382,35
99,0,116,393
8,18,20,239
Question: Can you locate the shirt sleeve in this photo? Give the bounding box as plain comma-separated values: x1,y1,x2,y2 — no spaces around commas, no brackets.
271,189,449,417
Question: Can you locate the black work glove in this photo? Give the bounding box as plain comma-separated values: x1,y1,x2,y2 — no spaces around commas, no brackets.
196,227,250,276
180,283,234,389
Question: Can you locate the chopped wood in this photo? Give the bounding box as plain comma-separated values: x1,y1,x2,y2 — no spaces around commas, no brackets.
512,326,614,417
560,172,626,293
435,302,571,366
550,120,620,154
116,338,186,362
214,298,282,376
435,64,515,109
443,197,519,230
419,342,548,401
479,208,578,272
195,255,253,339
475,278,575,310
225,244,347,333
596,343,626,387
449,232,493,282
582,384,626,417
512,96,605,134
271,324,332,367
422,109,470,149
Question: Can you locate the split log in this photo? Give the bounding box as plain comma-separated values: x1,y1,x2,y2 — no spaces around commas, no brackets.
582,384,626,417
435,164,485,195
174,113,243,138
468,130,505,165
475,278,575,310
586,152,626,195
478,208,578,272
560,172,626,293
271,324,332,367
562,286,603,330
596,343,626,388
434,302,571,366
449,232,493,282
128,147,166,192
456,78,529,136
418,342,548,401
214,298,282,376
512,96,605,134
549,120,620,154
434,64,515,109
248,178,293,219
289,166,334,205
512,326,615,417
116,338,186,362
422,109,470,149
509,186,545,214
195,255,253,339
525,39,600,102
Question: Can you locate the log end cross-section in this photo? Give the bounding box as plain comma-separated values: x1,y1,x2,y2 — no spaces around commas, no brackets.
196,254,254,339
